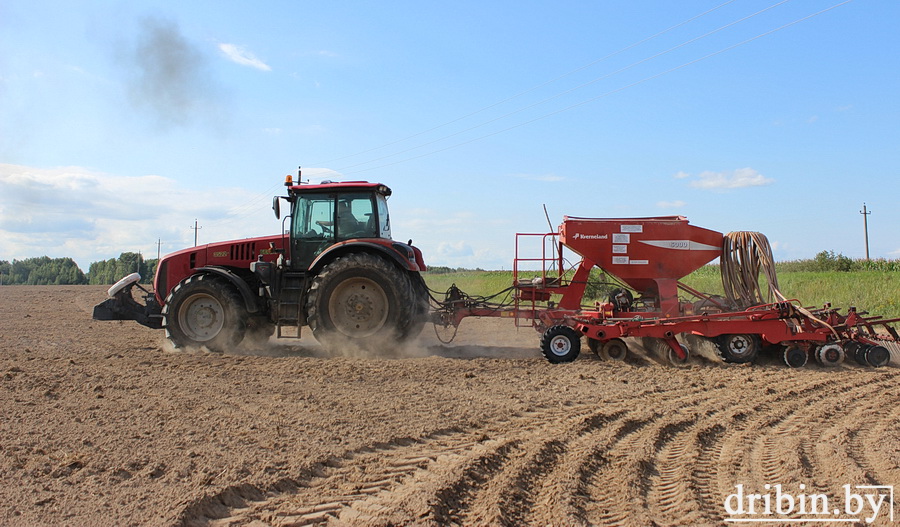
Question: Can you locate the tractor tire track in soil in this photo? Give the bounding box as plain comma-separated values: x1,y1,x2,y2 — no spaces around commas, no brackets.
4,287,900,526
179,369,900,527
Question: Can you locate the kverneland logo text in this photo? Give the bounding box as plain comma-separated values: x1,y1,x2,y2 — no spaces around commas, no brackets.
571,233,608,240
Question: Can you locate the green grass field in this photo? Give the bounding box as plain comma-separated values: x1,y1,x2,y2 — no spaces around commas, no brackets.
423,266,900,320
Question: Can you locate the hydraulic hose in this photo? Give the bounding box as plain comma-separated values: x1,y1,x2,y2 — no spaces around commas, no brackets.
720,231,785,308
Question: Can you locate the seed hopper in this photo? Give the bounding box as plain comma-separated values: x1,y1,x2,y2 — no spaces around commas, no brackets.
434,215,900,367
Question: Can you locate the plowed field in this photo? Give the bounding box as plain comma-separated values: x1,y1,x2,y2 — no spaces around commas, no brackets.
2,286,899,526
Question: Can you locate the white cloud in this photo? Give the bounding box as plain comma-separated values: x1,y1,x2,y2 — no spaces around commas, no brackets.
0,164,285,270
391,207,510,269
678,168,774,190
437,241,474,259
511,173,565,183
218,43,271,71
657,200,686,209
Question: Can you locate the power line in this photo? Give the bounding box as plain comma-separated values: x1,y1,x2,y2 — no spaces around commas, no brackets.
311,0,742,167
339,0,855,175
332,0,793,174
198,2,746,228
194,0,854,226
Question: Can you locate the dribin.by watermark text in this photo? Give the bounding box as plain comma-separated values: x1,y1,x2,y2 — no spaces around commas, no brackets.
724,484,894,523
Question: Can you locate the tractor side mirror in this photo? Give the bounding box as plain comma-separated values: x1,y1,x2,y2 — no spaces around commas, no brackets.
272,196,281,219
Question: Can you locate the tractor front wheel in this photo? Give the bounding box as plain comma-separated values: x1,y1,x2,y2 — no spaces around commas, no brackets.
162,274,247,352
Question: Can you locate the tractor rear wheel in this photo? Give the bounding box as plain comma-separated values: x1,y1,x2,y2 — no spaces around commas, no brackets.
162,274,247,352
307,253,422,350
402,273,431,339
540,325,581,363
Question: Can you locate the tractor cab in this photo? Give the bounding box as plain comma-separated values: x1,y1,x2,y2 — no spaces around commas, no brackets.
276,178,395,271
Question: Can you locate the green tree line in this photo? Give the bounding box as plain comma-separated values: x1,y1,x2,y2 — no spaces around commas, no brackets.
0,249,896,286
86,252,158,285
0,253,157,286
0,257,87,285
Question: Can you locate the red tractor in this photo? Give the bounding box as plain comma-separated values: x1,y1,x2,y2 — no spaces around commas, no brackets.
94,173,429,351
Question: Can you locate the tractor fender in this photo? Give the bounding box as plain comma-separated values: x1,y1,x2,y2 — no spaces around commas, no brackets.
192,266,261,314
308,241,419,275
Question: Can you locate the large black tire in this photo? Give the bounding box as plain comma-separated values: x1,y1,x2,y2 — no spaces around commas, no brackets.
306,253,421,350
162,274,247,352
402,272,431,340
540,325,581,364
715,334,760,364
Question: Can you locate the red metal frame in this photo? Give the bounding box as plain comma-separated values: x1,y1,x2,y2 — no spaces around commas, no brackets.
442,215,900,366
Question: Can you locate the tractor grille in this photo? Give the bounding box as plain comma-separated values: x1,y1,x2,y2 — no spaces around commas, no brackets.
230,242,256,261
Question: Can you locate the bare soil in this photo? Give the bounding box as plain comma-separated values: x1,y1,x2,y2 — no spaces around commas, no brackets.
2,285,899,526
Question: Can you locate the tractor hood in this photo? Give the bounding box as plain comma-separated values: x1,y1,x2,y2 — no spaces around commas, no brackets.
153,234,285,305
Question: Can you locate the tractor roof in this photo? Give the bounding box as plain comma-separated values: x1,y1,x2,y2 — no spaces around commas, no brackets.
287,180,391,196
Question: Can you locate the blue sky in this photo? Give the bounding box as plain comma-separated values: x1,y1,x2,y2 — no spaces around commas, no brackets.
2,0,898,272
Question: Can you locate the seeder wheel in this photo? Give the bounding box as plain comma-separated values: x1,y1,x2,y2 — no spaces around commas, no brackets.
600,338,628,361
782,345,808,368
668,343,690,367
540,325,581,364
715,334,760,364
814,343,844,367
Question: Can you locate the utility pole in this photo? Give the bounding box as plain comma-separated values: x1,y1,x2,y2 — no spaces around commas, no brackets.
191,220,202,247
860,203,871,261
157,238,162,261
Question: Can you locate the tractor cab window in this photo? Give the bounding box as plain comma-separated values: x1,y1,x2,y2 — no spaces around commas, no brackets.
294,196,335,240
336,193,377,240
376,194,391,239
